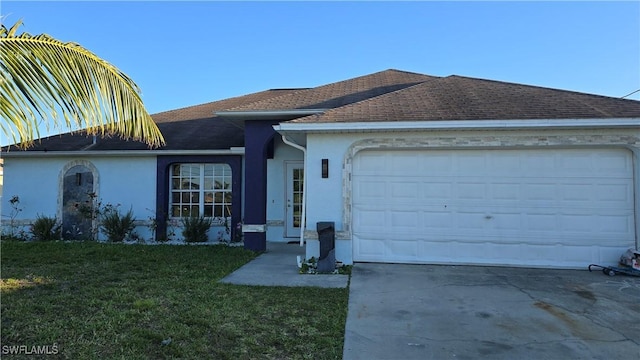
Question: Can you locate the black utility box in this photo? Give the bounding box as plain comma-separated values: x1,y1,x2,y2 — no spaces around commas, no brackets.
316,222,336,273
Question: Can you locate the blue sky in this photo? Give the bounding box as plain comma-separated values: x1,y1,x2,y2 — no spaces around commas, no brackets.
1,1,639,138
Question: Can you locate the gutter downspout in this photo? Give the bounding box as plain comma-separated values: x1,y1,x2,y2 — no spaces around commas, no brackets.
281,135,306,247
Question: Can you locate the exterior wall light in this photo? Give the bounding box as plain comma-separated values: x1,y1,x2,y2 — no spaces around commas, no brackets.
322,159,329,178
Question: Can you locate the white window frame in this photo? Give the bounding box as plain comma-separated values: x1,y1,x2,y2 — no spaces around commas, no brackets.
169,163,232,221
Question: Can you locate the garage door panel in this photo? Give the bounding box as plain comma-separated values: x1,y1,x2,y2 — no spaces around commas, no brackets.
354,208,387,228
389,153,420,172
419,154,453,173
356,238,385,257
599,215,633,234
523,183,557,201
560,214,597,232
490,212,522,230
388,239,419,258
353,148,635,267
355,152,388,173
390,181,420,200
390,211,420,229
488,153,522,173
423,182,453,199
560,184,593,201
559,153,593,173
599,152,632,173
355,180,386,200
423,211,454,228
596,183,633,204
491,183,520,200
456,211,488,229
457,182,486,199
456,153,487,170
525,213,558,231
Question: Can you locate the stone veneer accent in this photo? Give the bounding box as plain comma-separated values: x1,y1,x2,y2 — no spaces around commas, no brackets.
57,160,99,227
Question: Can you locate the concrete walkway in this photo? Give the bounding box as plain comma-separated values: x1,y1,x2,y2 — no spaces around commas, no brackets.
219,242,349,288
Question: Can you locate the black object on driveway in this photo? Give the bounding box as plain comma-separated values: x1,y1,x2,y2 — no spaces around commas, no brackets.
588,263,640,277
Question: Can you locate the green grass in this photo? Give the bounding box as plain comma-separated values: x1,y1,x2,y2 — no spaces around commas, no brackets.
0,242,349,359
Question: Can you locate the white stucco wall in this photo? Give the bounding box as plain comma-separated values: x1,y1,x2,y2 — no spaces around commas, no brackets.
1,155,157,241
266,137,304,242
2,157,63,221
301,128,640,264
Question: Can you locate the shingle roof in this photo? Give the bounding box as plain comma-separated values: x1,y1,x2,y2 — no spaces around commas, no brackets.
7,89,299,152
226,69,436,111
151,89,300,123
4,69,639,152
290,75,640,123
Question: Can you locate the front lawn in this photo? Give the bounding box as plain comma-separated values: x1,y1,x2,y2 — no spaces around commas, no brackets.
0,242,349,359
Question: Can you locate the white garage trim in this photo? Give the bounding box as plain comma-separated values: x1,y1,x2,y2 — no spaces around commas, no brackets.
341,132,640,268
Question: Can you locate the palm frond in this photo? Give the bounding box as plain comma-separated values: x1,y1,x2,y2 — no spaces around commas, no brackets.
0,20,165,148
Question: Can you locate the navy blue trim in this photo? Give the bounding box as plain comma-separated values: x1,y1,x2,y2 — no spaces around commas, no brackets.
243,120,280,251
156,155,242,242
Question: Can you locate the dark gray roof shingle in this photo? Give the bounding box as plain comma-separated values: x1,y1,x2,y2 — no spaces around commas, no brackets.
7,89,298,152
290,75,640,123
5,70,638,152
226,69,436,111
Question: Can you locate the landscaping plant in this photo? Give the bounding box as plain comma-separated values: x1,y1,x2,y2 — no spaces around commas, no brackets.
30,215,61,241
181,216,212,243
100,206,136,242
1,195,27,240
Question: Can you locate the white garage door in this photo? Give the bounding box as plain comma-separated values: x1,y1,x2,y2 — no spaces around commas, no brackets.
352,148,636,268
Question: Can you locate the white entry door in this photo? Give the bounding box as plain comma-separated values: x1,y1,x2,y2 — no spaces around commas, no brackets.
285,162,304,238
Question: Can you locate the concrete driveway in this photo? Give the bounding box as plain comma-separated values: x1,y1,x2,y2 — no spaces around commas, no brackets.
343,263,640,360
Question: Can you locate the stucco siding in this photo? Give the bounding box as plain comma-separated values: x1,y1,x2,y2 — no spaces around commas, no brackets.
1,156,157,241
302,128,640,264
266,138,304,242
92,157,157,220
2,157,63,221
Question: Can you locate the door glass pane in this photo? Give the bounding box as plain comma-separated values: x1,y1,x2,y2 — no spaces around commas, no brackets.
291,168,304,229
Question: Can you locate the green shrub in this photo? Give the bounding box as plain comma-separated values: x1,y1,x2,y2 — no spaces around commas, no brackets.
101,207,136,242
30,215,61,241
181,216,212,243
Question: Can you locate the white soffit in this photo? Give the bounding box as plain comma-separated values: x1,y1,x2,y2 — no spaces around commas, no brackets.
274,118,640,132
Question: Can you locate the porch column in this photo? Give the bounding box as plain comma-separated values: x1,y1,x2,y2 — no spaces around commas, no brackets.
243,120,277,252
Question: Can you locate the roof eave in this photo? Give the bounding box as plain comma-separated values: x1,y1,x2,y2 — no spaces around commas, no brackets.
274,118,640,133
0,148,246,158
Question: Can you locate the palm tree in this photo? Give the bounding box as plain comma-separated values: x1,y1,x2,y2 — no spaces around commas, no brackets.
0,20,164,148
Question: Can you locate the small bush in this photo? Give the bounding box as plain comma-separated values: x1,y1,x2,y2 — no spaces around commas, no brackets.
181,216,212,243
30,215,61,241
1,232,29,242
101,207,136,242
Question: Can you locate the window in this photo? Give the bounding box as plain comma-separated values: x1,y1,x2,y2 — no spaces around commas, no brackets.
170,164,232,218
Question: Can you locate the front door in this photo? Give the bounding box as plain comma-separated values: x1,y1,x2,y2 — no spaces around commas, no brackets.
285,162,304,238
